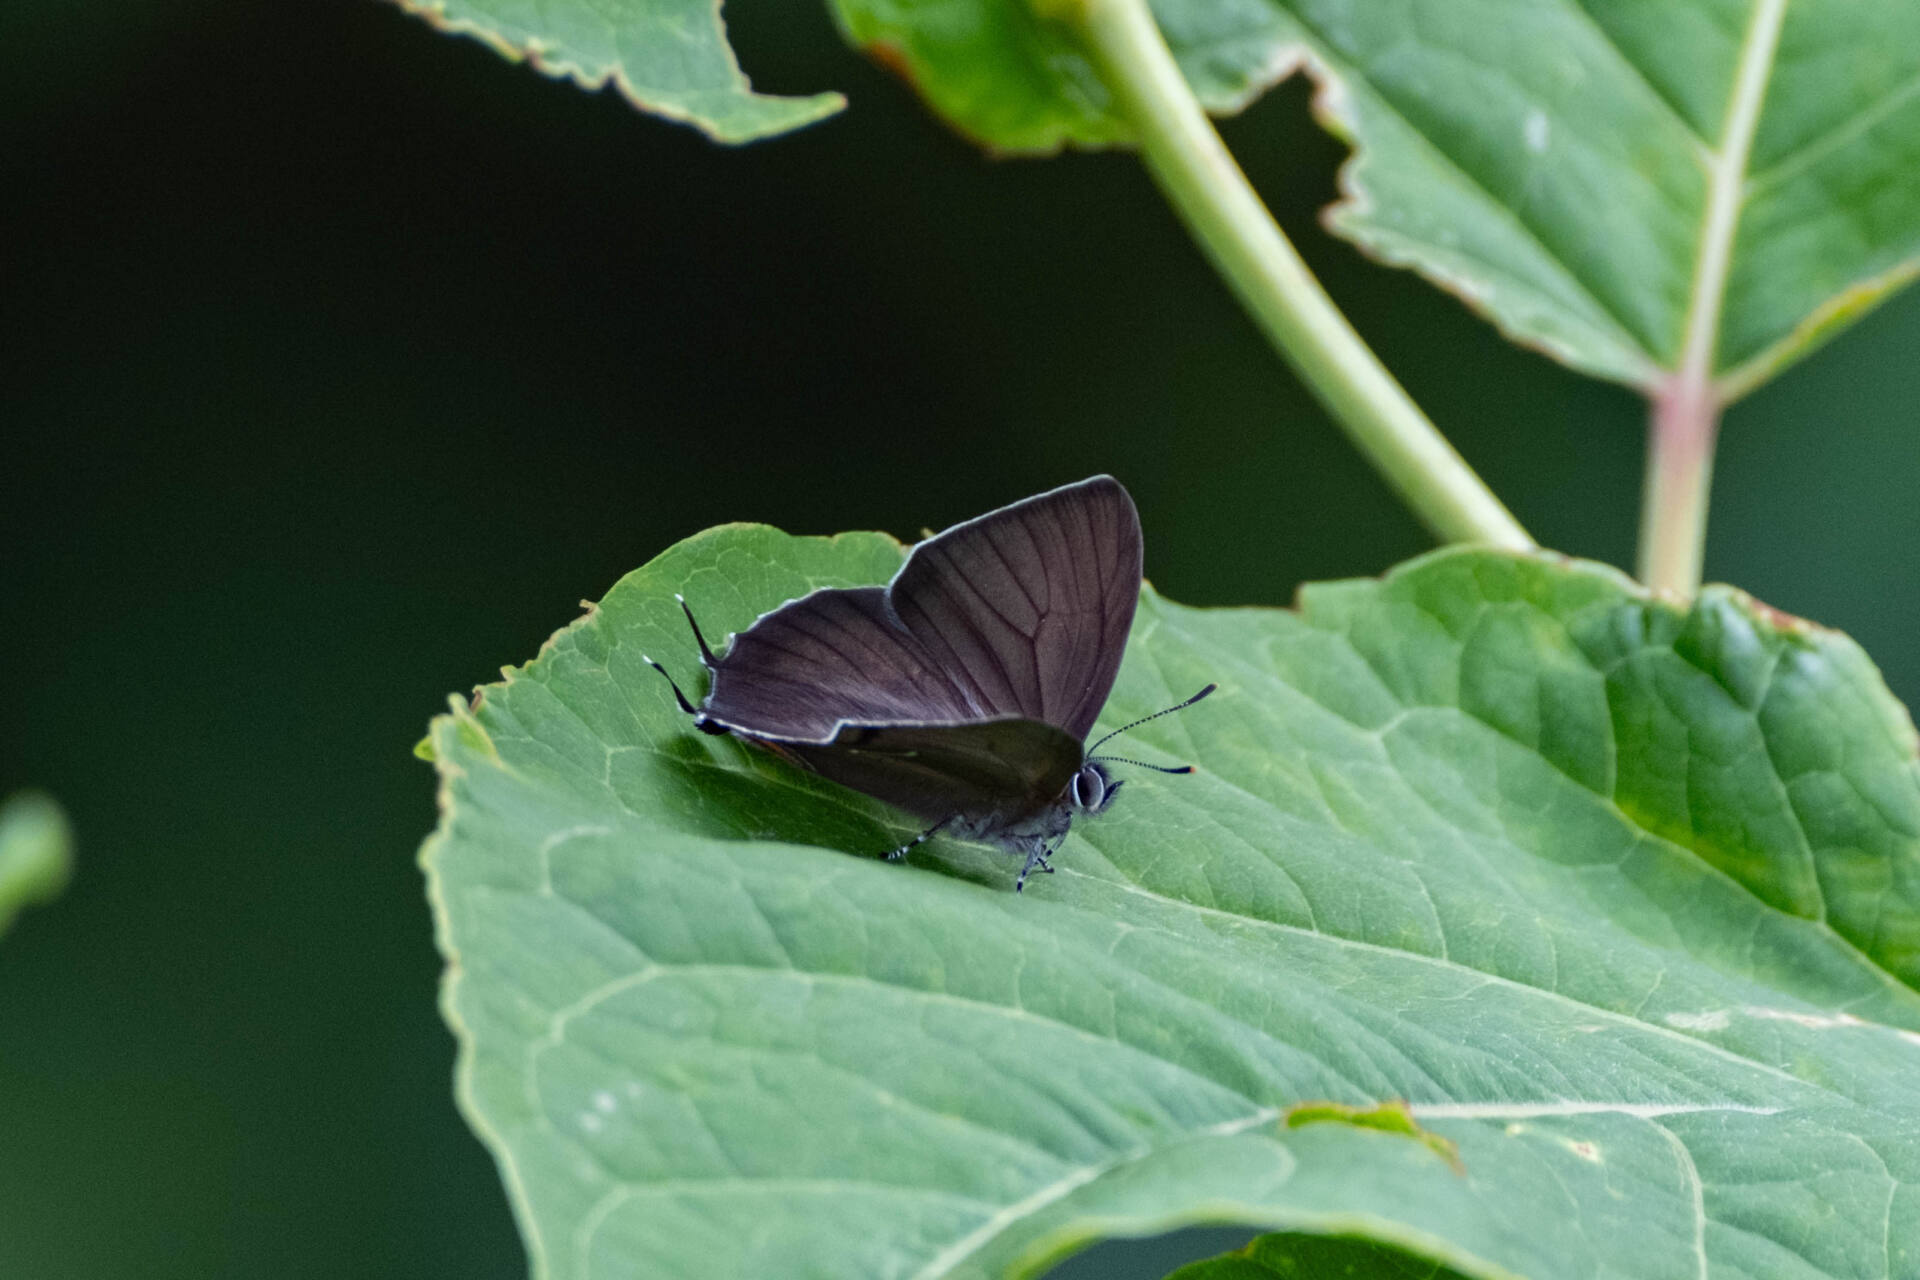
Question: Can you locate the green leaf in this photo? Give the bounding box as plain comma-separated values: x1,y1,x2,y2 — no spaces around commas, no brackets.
1164,1232,1473,1280
828,0,1920,393
422,525,1920,1279
392,0,844,143
0,790,73,938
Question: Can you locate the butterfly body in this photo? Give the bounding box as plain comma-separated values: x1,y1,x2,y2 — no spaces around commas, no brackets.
650,477,1207,889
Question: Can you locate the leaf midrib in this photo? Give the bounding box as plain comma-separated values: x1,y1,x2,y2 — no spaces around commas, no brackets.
1683,0,1788,389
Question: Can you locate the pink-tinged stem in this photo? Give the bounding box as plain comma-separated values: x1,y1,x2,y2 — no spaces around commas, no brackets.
1634,0,1783,595
1638,373,1720,596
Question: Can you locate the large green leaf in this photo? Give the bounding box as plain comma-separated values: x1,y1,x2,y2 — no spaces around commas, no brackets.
390,0,843,143
423,524,1920,1278
828,0,1920,394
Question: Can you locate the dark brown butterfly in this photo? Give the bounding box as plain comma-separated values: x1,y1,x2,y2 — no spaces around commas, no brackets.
648,476,1213,889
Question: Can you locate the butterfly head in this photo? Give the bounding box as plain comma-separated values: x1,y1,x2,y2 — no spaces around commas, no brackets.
1063,682,1219,821
1068,761,1119,815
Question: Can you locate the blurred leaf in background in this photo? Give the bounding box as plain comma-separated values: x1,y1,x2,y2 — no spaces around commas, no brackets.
0,792,73,939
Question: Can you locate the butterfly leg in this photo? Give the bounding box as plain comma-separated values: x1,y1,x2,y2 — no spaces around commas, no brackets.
883,817,948,863
1014,838,1061,893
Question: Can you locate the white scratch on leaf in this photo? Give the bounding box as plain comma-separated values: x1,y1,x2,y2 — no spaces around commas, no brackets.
1524,109,1550,153
1743,1006,1869,1029
1412,1101,1779,1120
1664,1010,1732,1032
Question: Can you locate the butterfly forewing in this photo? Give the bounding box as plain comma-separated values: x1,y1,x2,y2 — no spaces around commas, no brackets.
698,587,977,741
698,476,1142,744
890,476,1141,739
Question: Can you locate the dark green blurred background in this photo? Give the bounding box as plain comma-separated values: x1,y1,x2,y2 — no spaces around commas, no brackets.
3,2,1916,1276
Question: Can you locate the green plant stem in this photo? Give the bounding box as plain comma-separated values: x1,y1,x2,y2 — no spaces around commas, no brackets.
1069,0,1532,551
1638,376,1718,596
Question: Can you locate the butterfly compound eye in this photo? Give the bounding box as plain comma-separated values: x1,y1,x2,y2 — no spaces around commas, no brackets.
1070,764,1107,813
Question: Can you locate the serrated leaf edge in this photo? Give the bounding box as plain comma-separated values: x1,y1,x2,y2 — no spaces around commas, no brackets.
390,0,845,144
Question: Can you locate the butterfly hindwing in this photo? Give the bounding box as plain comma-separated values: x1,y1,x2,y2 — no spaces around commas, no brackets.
779,718,1083,828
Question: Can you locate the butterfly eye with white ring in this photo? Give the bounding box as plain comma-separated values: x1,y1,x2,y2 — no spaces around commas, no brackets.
1070,763,1107,813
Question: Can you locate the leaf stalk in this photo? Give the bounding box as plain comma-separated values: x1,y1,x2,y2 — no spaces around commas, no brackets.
1638,375,1718,596
1636,0,1784,595
1069,0,1532,551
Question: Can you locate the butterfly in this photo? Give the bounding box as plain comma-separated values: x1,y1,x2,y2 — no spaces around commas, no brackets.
647,476,1213,890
